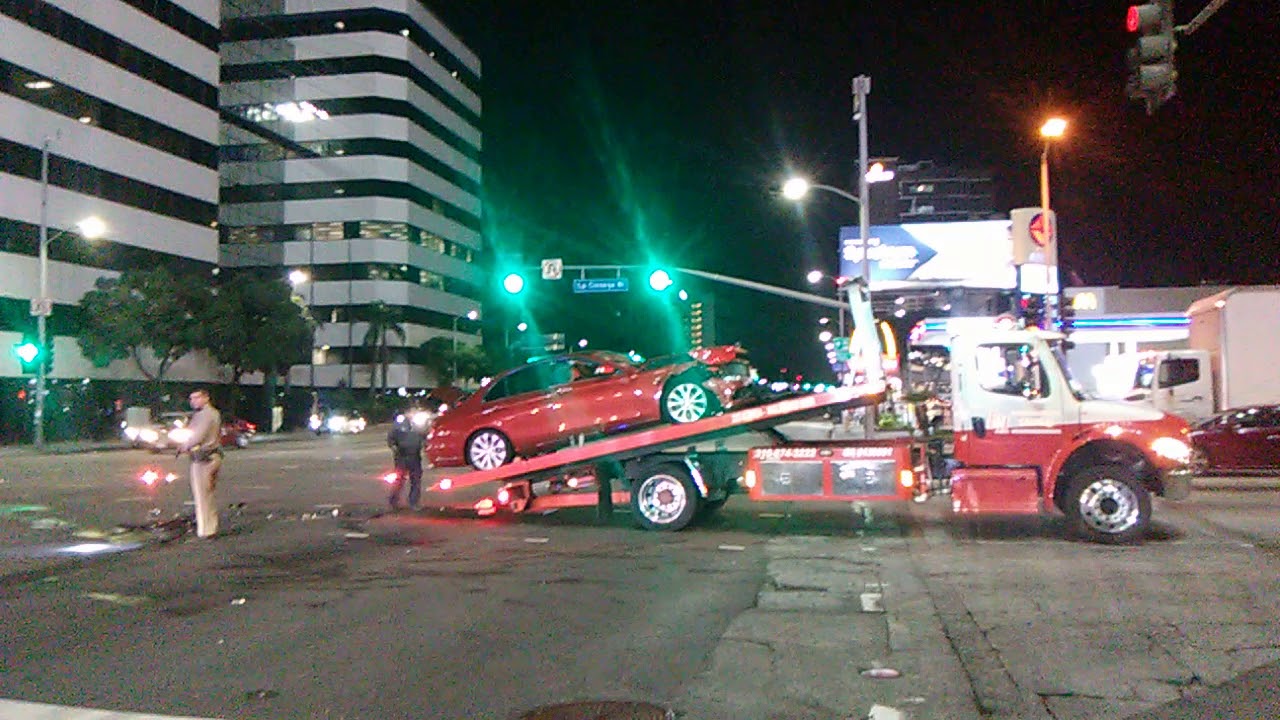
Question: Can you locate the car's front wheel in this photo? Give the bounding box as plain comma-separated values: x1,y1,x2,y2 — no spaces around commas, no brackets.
465,429,513,470
1064,464,1151,544
661,375,719,424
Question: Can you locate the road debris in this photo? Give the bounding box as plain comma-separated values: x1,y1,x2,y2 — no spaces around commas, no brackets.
717,544,746,551
230,597,247,606
867,703,904,719
30,517,74,530
523,537,550,544
84,592,149,607
860,592,885,613
860,667,901,680
343,531,369,539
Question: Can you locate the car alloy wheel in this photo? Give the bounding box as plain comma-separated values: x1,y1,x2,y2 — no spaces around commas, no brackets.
467,430,511,470
664,382,711,423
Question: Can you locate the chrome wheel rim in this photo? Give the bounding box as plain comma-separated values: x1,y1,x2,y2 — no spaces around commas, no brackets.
469,432,508,469
637,475,687,525
666,383,709,423
1078,478,1140,534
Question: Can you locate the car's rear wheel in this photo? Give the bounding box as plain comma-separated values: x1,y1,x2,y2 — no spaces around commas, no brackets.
234,434,250,448
661,375,719,424
466,429,513,470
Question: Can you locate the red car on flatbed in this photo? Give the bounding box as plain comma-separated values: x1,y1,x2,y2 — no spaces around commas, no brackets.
427,346,756,469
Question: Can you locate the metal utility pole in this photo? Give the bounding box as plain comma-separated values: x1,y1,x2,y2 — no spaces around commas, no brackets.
852,75,876,436
34,138,50,449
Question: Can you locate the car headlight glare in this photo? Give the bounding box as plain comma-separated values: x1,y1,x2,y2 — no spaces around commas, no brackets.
327,415,347,431
139,429,159,443
1151,436,1192,464
168,427,194,444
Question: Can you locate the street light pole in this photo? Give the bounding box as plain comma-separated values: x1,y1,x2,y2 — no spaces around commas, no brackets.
853,75,875,436
34,138,50,449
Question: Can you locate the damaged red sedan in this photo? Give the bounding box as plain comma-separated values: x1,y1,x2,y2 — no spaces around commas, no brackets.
427,347,756,469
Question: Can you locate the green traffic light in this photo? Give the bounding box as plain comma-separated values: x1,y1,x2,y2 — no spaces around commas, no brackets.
14,341,40,364
648,269,673,292
502,272,526,294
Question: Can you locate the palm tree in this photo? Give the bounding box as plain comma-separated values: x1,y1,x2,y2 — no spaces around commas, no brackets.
362,301,405,397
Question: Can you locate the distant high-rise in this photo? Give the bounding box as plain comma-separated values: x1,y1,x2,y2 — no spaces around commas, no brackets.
217,0,484,390
867,159,998,225
0,0,221,382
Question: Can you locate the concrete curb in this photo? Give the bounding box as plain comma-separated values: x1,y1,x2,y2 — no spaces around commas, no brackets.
1192,475,1280,491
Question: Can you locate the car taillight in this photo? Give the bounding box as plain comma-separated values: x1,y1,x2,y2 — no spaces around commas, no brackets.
140,470,159,486
496,487,511,505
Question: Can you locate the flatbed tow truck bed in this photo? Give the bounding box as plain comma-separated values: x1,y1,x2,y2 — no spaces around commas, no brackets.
422,380,930,531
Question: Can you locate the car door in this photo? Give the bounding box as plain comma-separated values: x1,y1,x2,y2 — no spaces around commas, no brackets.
557,357,651,434
1259,407,1280,469
1224,407,1271,470
477,364,559,455
951,339,1067,469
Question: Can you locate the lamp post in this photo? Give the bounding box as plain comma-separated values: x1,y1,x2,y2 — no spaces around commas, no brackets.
288,269,313,388
1039,117,1068,212
34,139,108,448
805,270,848,338
451,309,479,383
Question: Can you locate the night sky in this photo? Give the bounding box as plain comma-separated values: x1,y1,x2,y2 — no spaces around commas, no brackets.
434,1,1279,380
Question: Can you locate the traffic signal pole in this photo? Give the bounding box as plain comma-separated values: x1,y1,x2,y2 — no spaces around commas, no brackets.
34,138,50,450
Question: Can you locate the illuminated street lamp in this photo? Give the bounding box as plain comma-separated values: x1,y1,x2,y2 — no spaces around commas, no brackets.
32,153,107,450
451,309,480,382
1039,117,1068,211
806,269,824,284
818,330,834,343
288,269,309,287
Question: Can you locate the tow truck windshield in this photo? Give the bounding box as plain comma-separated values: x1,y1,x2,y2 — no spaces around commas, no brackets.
1051,345,1089,401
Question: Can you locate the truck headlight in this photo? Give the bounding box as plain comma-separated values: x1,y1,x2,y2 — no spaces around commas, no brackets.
1151,436,1192,464
168,427,193,444
139,428,159,443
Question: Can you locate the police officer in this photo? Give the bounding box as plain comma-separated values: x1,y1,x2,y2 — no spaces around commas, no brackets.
387,410,427,510
180,388,223,538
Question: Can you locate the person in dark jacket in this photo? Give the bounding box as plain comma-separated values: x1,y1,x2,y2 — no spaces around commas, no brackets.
387,411,427,510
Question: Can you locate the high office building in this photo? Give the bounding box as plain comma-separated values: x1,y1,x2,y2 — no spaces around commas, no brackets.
867,159,997,225
217,0,484,390
0,0,221,385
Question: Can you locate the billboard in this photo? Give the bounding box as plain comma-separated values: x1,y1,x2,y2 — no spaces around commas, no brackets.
839,220,1020,291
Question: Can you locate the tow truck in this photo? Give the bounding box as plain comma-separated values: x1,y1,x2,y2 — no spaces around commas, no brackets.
425,282,1194,543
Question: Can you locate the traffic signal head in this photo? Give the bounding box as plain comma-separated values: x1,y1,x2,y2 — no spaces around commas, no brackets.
12,339,41,374
647,269,673,292
1126,2,1177,114
501,272,526,295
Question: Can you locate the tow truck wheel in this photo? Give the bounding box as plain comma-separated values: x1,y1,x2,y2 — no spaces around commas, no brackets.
465,429,513,470
630,463,700,531
1064,464,1151,545
661,376,719,424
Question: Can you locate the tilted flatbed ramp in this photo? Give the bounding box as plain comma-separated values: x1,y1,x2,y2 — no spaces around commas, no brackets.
429,381,886,493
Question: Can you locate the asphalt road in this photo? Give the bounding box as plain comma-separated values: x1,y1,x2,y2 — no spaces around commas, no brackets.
2,432,1280,720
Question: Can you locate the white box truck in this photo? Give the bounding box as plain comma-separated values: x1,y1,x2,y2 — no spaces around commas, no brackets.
1186,286,1280,415
1092,286,1280,424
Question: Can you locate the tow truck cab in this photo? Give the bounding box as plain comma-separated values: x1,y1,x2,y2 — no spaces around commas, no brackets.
947,328,1194,543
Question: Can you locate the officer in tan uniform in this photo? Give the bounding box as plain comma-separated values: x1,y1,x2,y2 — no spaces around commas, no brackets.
181,388,223,539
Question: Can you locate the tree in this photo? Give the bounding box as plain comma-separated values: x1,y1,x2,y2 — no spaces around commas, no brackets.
452,343,495,384
419,336,453,383
362,301,405,396
200,272,314,413
419,336,495,386
77,267,204,383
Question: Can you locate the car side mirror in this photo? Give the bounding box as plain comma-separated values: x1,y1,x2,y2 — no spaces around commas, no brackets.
972,417,986,438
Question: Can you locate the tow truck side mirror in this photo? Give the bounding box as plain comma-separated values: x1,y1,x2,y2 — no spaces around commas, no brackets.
972,417,986,438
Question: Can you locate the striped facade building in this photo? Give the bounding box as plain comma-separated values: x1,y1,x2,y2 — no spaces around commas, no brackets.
0,0,222,387
218,0,484,390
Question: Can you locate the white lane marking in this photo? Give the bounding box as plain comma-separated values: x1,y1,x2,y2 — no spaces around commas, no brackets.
717,544,746,552
523,537,549,544
860,592,885,613
758,512,786,518
0,698,222,719
243,486,272,491
281,464,301,470
343,532,369,539
114,496,153,503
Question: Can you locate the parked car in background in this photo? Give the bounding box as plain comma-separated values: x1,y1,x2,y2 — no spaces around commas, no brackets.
125,413,256,451
427,346,757,469
309,408,367,435
1189,405,1280,472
